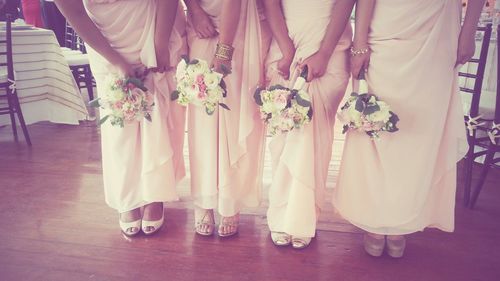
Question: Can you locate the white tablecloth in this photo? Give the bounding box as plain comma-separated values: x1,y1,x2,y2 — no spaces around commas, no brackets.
0,27,88,126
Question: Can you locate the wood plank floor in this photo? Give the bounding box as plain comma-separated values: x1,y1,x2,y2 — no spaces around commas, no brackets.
0,122,499,281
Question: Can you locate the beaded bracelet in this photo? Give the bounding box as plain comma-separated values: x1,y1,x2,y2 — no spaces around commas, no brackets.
350,46,370,56
215,43,235,61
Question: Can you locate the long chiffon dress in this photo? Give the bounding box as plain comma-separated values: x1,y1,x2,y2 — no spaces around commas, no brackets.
84,0,187,213
266,0,352,238
333,0,468,235
186,0,271,216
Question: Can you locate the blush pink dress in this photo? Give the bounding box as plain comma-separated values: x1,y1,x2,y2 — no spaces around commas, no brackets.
186,0,271,216
333,0,468,235
84,0,187,213
265,0,352,238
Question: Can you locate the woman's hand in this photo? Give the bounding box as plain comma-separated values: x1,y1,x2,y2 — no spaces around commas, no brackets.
190,8,218,39
298,50,330,82
153,47,172,73
211,56,232,76
351,50,371,79
114,57,134,77
456,29,476,67
277,45,295,80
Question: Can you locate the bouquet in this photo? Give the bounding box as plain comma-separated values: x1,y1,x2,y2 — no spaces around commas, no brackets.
89,73,154,128
254,67,313,136
338,75,399,139
171,56,229,115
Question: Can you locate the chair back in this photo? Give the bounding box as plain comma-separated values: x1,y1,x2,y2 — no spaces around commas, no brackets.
459,24,493,118
495,24,499,124
64,22,87,54
0,14,15,84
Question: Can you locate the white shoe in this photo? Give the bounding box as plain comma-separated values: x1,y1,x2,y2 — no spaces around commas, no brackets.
271,232,292,246
142,211,164,236
292,237,312,249
119,219,141,237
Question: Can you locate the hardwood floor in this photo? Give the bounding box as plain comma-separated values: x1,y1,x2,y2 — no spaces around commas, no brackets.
0,122,499,281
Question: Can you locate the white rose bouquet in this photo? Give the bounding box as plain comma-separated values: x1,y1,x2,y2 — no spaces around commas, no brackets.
89,72,154,128
254,67,313,136
338,76,399,139
171,56,229,115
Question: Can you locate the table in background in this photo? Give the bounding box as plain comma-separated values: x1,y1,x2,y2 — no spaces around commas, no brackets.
0,27,88,126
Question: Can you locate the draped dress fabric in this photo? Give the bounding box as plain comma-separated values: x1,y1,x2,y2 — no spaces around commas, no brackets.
186,0,271,216
265,0,352,238
84,0,187,213
333,0,468,235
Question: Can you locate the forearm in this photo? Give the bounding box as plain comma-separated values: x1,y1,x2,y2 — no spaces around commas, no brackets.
319,0,356,57
155,0,178,49
263,0,294,56
461,0,487,36
183,0,205,18
54,0,123,65
218,0,241,46
353,0,375,48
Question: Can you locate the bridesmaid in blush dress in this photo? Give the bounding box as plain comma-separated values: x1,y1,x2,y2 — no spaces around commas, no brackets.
55,0,187,237
183,0,271,237
263,0,355,249
333,0,486,257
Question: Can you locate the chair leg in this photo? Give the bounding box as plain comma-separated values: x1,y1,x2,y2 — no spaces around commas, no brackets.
463,136,476,207
469,146,495,209
5,86,18,141
13,91,32,146
85,66,94,101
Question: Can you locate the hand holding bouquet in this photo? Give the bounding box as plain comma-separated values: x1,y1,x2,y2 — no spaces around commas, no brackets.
171,56,229,115
254,66,313,136
338,75,399,139
89,70,154,128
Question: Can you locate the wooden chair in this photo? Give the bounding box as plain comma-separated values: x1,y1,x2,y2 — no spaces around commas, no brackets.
461,24,493,206
469,24,500,209
0,14,31,145
62,22,94,101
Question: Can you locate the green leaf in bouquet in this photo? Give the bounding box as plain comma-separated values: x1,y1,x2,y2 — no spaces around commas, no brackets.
296,94,311,108
355,97,366,112
389,111,400,124
268,84,288,91
219,103,230,111
300,65,309,79
189,59,199,65
307,107,314,120
364,104,380,115
342,124,349,134
220,64,232,76
253,87,263,106
144,113,152,122
128,77,148,91
88,97,101,108
220,79,227,98
181,55,189,63
171,90,180,101
97,115,110,126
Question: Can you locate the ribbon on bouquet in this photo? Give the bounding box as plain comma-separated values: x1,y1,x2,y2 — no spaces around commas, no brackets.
465,114,486,137
488,122,500,145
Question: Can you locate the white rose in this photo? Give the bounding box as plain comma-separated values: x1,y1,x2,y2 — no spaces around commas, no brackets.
204,72,222,89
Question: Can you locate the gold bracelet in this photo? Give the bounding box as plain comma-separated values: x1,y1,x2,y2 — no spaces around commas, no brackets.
350,46,370,56
215,43,234,61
